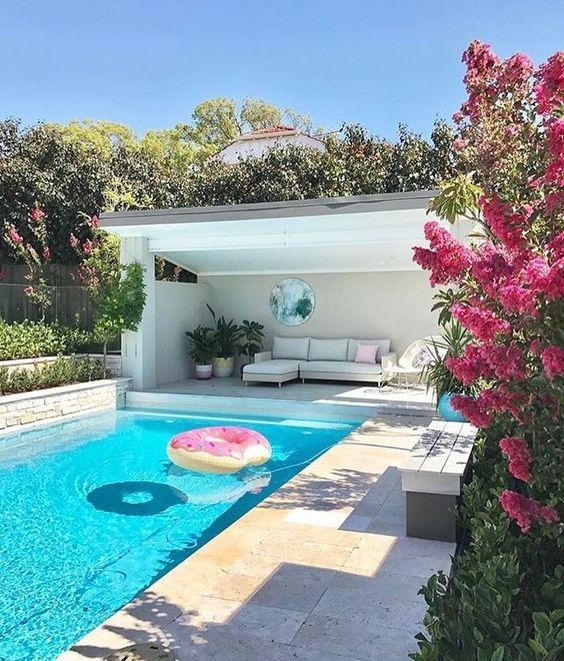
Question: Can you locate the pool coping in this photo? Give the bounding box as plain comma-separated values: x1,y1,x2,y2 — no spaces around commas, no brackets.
126,389,434,423
59,408,454,661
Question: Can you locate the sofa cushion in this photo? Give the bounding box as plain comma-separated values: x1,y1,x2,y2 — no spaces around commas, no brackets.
272,337,310,360
244,359,300,375
308,338,348,362
300,360,382,375
347,338,390,362
355,344,378,364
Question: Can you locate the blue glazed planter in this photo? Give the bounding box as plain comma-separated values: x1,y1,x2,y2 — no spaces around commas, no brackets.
438,393,468,422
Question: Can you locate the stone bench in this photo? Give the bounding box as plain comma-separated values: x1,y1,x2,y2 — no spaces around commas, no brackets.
399,420,477,542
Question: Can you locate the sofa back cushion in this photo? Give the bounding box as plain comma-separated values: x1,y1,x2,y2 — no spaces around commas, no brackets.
347,338,390,362
308,338,348,362
272,336,310,360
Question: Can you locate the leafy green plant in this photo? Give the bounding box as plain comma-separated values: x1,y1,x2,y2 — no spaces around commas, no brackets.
422,321,473,403
206,305,241,358
0,355,105,395
238,320,265,363
185,325,217,365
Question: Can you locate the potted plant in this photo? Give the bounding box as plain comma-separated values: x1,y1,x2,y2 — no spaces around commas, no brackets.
238,320,265,376
207,305,241,378
422,321,473,421
185,325,217,379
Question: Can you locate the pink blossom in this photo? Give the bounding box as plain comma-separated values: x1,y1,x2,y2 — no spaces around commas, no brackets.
453,138,468,151
534,51,564,114
479,385,528,420
499,437,532,482
89,214,100,228
500,490,559,533
42,246,51,261
24,285,34,295
69,233,79,249
471,243,512,293
480,196,530,252
29,208,46,222
462,41,500,90
452,303,510,341
82,239,93,255
548,232,564,260
546,192,564,216
529,339,543,356
452,111,464,123
500,53,534,86
8,228,23,244
485,344,527,381
412,221,474,287
496,281,537,316
541,345,564,380
446,344,494,385
451,394,492,428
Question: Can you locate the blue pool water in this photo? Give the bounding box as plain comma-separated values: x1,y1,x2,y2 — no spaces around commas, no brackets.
0,408,357,660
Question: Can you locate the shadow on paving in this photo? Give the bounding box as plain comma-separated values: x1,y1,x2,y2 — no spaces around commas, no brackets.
67,533,446,661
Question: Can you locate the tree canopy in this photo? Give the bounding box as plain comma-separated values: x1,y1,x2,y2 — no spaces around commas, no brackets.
0,98,457,266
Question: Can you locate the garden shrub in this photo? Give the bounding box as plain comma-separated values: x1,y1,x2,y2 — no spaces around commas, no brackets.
0,318,94,361
0,355,105,395
411,42,563,659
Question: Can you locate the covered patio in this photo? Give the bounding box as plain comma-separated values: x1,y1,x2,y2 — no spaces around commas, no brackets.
102,190,469,396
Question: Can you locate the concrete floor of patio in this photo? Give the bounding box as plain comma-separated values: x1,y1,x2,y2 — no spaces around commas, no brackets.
150,376,435,415
60,412,454,661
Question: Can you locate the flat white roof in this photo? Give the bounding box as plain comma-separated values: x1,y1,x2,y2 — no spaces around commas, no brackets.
102,190,443,276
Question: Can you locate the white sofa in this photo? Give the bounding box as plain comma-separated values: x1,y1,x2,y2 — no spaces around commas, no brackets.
243,337,396,387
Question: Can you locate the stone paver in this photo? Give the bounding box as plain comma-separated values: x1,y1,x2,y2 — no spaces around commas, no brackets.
59,412,454,661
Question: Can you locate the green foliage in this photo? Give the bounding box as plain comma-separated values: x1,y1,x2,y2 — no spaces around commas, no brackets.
0,318,93,360
185,325,217,365
0,355,105,395
422,321,473,402
91,262,146,365
427,173,482,224
411,438,564,660
206,305,241,358
238,320,265,361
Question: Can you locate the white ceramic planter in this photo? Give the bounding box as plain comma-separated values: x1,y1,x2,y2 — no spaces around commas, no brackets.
195,364,213,380
212,357,235,378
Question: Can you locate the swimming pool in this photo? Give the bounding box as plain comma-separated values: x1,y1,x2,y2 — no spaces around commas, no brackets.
0,407,358,660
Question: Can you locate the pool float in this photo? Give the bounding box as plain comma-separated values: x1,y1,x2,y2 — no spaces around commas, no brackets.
167,426,271,474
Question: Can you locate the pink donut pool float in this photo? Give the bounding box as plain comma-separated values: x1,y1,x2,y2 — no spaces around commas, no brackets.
167,426,272,474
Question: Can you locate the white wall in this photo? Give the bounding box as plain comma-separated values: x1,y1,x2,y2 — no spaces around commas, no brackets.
202,271,438,358
155,281,211,385
217,134,325,164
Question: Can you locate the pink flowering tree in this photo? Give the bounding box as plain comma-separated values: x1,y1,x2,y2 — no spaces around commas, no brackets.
3,207,55,317
2,208,99,319
411,42,563,659
414,42,562,537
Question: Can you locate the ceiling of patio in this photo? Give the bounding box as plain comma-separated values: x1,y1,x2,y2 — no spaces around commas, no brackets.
101,191,456,275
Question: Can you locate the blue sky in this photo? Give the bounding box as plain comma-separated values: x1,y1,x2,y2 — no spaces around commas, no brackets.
2,0,563,140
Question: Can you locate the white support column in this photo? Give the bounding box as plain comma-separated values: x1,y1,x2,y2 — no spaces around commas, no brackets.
120,237,156,390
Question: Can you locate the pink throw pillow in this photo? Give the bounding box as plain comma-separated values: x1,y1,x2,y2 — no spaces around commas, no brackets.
355,344,378,364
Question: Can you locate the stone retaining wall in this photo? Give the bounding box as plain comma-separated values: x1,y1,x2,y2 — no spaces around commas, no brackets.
0,378,131,432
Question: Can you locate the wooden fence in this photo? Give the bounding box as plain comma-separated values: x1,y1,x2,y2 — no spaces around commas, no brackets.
0,264,95,327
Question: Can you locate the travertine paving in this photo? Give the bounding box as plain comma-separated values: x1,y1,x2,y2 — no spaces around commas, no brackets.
59,413,454,661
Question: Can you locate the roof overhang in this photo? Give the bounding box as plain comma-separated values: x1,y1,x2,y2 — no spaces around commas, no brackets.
101,190,447,276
